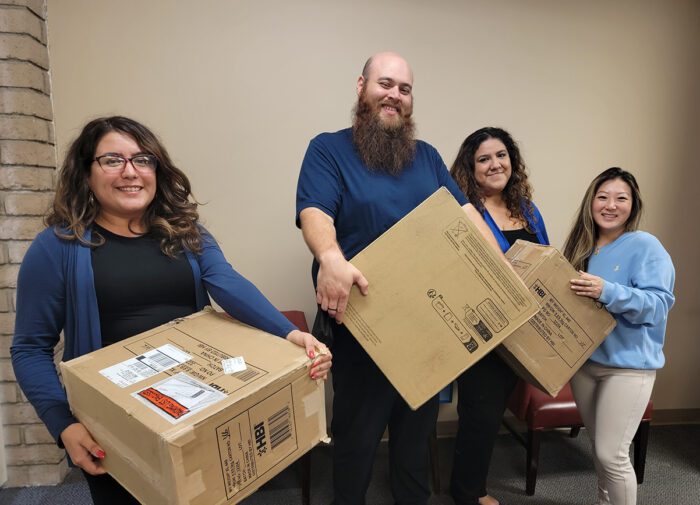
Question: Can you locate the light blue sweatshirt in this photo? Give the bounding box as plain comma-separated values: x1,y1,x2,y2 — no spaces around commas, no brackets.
588,231,675,369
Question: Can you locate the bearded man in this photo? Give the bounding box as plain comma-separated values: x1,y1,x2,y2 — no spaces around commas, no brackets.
295,52,502,505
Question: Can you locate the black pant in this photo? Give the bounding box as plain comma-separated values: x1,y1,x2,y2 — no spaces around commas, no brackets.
450,352,517,505
330,330,439,505
82,471,140,505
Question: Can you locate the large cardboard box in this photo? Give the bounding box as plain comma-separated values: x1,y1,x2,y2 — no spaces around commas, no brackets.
499,240,617,396
343,188,540,410
60,309,327,505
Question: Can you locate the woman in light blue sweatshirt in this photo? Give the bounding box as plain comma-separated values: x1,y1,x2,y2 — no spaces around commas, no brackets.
563,167,675,505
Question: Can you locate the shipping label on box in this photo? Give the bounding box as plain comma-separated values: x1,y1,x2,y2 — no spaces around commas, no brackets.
499,240,617,396
343,188,540,409
60,309,326,505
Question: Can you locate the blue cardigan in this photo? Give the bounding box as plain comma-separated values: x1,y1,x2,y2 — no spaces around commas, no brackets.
11,226,296,444
481,201,549,251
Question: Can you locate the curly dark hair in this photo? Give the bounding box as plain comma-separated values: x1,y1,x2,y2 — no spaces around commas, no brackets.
450,126,535,227
46,116,203,256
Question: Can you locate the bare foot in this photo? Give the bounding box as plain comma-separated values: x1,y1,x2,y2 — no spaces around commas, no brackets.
478,495,500,505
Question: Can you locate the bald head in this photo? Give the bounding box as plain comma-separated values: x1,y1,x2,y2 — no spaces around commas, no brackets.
357,52,414,103
361,51,413,82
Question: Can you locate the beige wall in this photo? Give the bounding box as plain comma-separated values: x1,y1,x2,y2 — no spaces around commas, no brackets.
47,0,699,412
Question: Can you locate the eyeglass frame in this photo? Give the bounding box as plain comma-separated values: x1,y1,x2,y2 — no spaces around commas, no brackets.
93,154,158,173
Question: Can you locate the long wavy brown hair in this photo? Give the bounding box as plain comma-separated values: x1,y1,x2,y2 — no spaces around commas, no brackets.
46,116,203,256
450,127,535,227
562,167,643,271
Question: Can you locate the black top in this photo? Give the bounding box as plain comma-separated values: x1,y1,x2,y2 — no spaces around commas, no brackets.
91,224,198,347
502,227,540,248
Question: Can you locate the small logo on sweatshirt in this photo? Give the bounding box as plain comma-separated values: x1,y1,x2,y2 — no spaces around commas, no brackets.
614,265,620,271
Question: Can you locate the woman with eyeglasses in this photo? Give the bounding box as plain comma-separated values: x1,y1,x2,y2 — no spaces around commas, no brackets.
564,167,674,505
11,116,332,505
448,127,549,505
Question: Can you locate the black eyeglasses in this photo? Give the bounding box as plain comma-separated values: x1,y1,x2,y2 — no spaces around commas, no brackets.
94,154,158,173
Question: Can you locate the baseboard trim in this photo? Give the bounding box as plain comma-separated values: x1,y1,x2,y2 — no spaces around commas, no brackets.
650,408,700,425
435,408,700,438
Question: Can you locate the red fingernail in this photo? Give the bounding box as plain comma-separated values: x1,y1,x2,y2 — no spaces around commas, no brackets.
96,450,106,459
308,350,315,359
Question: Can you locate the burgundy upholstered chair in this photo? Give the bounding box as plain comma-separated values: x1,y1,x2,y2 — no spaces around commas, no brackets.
503,379,653,495
281,310,313,505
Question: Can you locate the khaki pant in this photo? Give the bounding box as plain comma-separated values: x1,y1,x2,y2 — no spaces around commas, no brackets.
570,361,655,505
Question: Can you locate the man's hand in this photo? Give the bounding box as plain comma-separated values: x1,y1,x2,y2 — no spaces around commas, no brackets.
299,207,369,323
60,423,107,476
316,249,369,323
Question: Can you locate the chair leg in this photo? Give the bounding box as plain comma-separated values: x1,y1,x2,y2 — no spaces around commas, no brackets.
429,430,441,494
526,429,542,496
301,451,311,505
633,420,650,485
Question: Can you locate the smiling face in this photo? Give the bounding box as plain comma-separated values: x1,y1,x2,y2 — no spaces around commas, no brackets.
473,138,512,197
591,177,633,239
357,52,413,129
88,131,157,230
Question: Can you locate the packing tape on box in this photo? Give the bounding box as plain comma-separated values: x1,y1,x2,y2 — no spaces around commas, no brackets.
169,423,198,446
167,425,209,503
301,383,329,442
302,385,323,418
77,408,165,490
170,446,209,504
183,470,208,503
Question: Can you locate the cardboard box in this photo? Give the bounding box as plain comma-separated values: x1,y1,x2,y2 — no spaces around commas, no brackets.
499,240,617,396
343,188,540,410
60,309,326,505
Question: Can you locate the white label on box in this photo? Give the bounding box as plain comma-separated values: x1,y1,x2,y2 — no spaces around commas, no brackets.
99,344,193,388
133,372,227,423
222,356,247,374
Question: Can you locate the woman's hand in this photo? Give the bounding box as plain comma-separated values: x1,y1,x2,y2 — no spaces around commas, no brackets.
60,422,107,476
285,330,333,380
570,271,605,300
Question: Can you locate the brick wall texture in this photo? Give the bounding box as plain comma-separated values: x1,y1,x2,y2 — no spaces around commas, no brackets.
0,0,69,486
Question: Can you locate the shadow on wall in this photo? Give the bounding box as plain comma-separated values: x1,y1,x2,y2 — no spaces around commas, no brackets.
652,0,700,411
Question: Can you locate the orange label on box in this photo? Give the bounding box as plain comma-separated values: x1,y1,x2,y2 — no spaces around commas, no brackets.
138,387,190,419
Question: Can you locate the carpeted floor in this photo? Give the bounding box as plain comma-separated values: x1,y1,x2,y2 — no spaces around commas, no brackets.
1,425,698,504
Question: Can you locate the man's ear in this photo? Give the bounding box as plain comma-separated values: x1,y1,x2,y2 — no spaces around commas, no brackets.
356,76,365,96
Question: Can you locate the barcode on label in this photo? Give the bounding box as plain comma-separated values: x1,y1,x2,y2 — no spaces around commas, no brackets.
231,368,259,382
127,360,154,377
99,344,193,388
268,405,291,450
138,350,177,370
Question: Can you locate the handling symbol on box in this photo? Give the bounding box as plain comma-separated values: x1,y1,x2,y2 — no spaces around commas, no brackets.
449,220,469,238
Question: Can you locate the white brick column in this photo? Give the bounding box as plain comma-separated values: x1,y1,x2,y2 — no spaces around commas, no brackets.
0,0,69,486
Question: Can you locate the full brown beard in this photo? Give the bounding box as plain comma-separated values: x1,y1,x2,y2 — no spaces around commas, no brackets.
352,89,416,175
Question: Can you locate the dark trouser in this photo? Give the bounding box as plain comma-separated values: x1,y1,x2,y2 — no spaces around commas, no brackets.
82,471,140,505
450,352,517,505
330,330,439,505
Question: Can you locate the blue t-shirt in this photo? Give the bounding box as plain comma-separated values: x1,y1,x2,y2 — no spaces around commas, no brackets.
296,128,467,282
